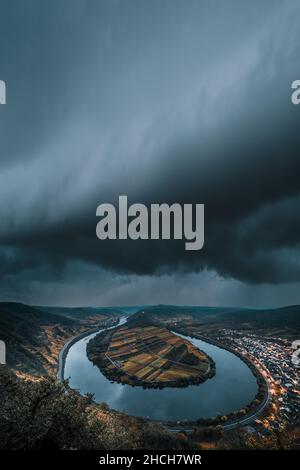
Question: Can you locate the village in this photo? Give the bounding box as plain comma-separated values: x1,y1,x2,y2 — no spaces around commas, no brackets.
214,329,300,431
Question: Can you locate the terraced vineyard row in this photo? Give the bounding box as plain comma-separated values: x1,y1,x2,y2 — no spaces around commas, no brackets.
87,322,215,388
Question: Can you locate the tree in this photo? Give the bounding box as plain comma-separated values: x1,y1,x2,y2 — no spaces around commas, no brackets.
0,366,104,449
0,366,194,450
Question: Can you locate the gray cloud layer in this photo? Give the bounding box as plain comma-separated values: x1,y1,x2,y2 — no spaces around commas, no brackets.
0,0,300,305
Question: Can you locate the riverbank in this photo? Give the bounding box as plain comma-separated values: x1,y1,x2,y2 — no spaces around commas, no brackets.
167,326,270,429
57,318,120,381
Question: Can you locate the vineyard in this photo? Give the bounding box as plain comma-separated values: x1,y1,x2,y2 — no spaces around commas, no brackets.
87,323,214,388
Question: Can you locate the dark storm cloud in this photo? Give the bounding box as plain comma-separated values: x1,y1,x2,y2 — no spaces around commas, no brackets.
1,0,300,304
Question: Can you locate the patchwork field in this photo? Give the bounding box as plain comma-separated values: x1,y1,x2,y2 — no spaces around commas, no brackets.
87,322,215,388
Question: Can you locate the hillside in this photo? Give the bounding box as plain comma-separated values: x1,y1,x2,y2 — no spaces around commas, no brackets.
219,305,300,329
199,305,300,339
36,305,123,319
132,304,300,338
0,302,120,375
0,366,192,450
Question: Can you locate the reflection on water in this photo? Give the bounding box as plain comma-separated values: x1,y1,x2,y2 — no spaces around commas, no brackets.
64,319,258,421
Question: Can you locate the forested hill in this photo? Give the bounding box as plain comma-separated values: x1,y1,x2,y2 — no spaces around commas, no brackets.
130,304,300,336
0,302,121,375
218,305,300,328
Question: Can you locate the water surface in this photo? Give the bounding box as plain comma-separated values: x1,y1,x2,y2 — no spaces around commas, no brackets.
64,318,257,421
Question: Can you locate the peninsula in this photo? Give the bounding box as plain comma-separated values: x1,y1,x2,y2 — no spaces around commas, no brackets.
87,318,215,389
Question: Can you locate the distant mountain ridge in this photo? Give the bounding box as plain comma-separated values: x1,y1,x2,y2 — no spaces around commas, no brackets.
36,305,123,319
130,304,300,336
219,305,300,329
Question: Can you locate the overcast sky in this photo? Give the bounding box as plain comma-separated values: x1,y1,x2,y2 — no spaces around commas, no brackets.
0,0,300,307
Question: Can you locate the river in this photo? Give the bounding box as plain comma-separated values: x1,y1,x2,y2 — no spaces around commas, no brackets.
63,317,258,422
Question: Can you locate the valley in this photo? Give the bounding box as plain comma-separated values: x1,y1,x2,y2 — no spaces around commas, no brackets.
1,301,299,450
